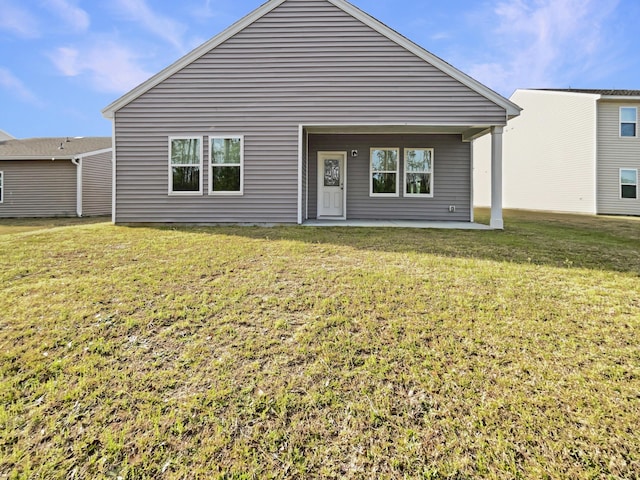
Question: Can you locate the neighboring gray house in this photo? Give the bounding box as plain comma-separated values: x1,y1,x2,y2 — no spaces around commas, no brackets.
474,89,640,216
103,0,520,228
0,137,112,218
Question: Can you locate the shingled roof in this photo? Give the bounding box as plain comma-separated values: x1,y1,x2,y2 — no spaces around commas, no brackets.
536,88,640,96
0,137,112,159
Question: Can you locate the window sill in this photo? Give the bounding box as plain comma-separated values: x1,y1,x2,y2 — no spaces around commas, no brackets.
209,192,244,196
169,192,203,196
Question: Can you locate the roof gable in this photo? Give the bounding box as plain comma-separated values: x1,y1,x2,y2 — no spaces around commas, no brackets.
102,0,520,119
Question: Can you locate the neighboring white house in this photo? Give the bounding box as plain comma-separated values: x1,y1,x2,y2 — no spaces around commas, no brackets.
474,89,640,216
0,130,14,141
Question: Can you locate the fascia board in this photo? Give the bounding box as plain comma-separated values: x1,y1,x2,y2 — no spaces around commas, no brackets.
102,0,287,119
600,95,640,101
74,148,113,159
0,156,74,161
327,0,521,118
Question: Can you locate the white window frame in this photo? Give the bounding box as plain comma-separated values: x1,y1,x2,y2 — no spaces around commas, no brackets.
168,136,203,196
620,107,637,138
209,135,244,196
0,171,3,203
404,148,434,198
620,168,638,199
369,147,400,197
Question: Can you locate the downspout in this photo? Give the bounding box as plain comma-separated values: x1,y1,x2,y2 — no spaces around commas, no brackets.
71,156,82,217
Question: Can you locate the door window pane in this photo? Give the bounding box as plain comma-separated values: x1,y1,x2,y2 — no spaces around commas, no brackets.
324,159,340,187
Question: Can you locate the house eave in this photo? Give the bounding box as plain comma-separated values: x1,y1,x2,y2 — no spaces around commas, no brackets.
599,95,640,101
325,0,521,118
0,156,74,161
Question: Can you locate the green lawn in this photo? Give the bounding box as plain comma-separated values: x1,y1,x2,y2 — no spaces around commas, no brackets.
1,211,639,479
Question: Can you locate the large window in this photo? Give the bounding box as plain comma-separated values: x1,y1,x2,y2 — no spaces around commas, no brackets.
210,136,243,195
621,169,638,199
405,148,433,197
169,137,202,194
620,107,637,137
370,148,399,196
0,171,3,203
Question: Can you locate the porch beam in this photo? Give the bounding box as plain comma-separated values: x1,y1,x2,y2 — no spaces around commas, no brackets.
490,126,504,230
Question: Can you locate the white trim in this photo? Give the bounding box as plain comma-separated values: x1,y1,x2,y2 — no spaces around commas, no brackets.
74,147,113,159
620,168,638,199
71,157,82,217
403,148,434,198
370,147,400,197
102,0,288,118
111,120,116,223
490,126,504,230
298,125,304,224
469,144,474,222
102,0,520,120
168,136,204,196
304,128,309,222
209,135,244,196
0,170,3,204
325,0,521,118
620,106,638,138
317,151,347,220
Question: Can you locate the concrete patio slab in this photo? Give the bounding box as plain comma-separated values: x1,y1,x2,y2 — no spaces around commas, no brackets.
303,219,494,230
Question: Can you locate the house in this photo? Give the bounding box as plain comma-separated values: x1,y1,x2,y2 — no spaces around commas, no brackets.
0,130,14,141
0,136,112,218
102,0,521,229
474,89,640,216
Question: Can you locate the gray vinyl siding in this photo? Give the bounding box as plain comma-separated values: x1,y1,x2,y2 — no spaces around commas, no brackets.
113,0,506,223
597,101,640,216
81,151,112,216
308,134,470,221
0,160,76,218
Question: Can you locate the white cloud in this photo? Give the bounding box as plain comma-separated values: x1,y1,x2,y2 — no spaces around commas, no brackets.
0,67,43,106
48,41,153,94
0,0,39,38
467,0,620,95
112,0,187,51
42,0,90,33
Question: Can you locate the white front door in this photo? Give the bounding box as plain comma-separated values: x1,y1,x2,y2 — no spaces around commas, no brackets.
317,152,347,218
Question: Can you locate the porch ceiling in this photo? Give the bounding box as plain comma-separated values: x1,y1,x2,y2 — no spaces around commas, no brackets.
304,124,493,141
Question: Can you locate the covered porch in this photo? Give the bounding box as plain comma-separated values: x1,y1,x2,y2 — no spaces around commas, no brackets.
298,124,505,229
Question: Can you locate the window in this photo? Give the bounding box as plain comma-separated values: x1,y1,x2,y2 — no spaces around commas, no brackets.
405,148,434,197
210,136,243,195
370,148,399,196
0,171,3,203
169,137,203,194
620,107,637,137
621,169,638,199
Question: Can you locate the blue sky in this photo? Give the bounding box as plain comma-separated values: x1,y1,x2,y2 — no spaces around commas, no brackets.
0,0,637,138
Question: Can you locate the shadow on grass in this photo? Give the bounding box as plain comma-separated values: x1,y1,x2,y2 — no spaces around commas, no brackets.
0,216,110,235
145,210,640,276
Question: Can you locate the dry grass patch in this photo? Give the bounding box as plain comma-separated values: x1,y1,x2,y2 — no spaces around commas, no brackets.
1,212,639,479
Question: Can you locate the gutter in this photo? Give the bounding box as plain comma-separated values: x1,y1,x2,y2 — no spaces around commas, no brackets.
71,157,82,217
69,148,113,218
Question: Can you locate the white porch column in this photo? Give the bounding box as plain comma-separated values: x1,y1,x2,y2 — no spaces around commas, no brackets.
490,126,504,230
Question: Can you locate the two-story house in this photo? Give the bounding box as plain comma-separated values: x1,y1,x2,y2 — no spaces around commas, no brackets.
474,89,640,216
